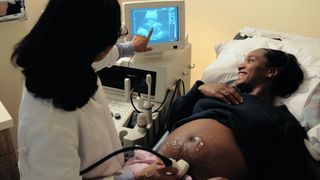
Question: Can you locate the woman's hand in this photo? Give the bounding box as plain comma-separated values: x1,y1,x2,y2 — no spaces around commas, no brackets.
132,28,153,53
135,159,180,180
198,83,243,105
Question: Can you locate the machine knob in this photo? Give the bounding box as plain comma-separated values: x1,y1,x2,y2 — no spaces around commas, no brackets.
114,113,121,120
189,63,195,69
182,71,189,76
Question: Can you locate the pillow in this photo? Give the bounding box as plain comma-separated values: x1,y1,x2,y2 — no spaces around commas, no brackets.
201,35,320,130
282,41,320,73
301,85,320,130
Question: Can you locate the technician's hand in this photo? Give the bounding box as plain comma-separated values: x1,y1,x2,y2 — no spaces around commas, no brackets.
0,2,9,16
207,177,229,180
135,159,180,180
132,28,153,53
198,83,243,105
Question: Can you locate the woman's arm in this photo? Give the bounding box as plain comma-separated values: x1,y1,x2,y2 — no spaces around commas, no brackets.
198,83,243,105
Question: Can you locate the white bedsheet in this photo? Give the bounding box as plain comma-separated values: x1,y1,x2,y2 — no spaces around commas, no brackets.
305,124,320,161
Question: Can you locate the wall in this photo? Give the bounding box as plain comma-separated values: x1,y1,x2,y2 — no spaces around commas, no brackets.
0,0,48,150
184,0,320,83
0,0,320,154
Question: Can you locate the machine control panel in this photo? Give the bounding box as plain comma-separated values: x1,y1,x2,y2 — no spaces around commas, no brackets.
107,97,134,131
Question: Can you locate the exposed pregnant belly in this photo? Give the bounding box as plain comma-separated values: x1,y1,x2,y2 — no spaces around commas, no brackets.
159,119,248,180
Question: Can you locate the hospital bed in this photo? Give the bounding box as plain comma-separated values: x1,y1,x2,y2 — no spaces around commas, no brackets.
154,27,320,165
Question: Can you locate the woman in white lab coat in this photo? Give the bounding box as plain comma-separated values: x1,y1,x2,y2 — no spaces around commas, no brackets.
11,0,177,179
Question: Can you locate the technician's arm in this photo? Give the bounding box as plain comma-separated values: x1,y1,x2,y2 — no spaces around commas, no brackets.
116,42,135,58
92,42,133,72
92,29,153,72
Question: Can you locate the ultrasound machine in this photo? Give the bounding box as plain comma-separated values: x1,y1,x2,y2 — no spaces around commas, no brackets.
97,0,193,149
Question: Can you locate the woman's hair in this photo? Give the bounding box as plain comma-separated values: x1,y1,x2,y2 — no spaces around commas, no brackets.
262,48,304,98
11,0,121,111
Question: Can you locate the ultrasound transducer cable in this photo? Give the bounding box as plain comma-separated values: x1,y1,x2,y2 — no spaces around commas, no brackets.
80,146,189,177
80,146,172,175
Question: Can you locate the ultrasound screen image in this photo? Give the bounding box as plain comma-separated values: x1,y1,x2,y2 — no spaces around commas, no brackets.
131,6,179,44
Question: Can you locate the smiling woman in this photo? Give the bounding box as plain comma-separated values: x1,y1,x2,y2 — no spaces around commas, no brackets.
0,0,26,22
159,48,315,180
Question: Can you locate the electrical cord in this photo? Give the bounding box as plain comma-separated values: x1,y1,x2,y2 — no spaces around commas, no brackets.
127,55,134,68
152,88,170,113
164,79,185,129
181,80,186,95
129,79,185,128
129,87,171,113
79,146,172,176
168,79,182,111
130,88,142,113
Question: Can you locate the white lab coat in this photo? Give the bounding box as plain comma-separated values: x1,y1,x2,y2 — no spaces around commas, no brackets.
18,46,124,180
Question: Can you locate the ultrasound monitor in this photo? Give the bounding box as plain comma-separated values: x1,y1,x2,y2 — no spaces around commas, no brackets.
123,0,185,54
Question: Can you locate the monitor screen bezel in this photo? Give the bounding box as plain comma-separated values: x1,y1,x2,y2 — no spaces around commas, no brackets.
123,0,185,54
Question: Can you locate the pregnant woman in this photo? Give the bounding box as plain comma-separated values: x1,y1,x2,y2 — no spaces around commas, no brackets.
160,48,315,180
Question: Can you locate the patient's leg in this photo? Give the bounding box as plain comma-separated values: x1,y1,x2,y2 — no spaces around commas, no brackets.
159,119,248,180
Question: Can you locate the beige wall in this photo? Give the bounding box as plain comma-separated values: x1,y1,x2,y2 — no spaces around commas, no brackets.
1,0,320,152
0,0,48,150
185,0,320,83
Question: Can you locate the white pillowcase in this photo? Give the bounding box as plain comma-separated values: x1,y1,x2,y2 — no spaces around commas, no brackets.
201,36,320,130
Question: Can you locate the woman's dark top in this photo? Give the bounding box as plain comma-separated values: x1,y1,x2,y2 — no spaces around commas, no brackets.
168,81,312,180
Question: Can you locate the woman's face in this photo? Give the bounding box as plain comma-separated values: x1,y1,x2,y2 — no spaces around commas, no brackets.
235,49,271,90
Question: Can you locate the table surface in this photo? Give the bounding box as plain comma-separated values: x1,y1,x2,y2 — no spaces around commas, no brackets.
0,101,13,131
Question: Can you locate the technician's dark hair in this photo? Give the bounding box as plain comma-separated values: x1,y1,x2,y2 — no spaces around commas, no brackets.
11,0,121,111
262,48,304,98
